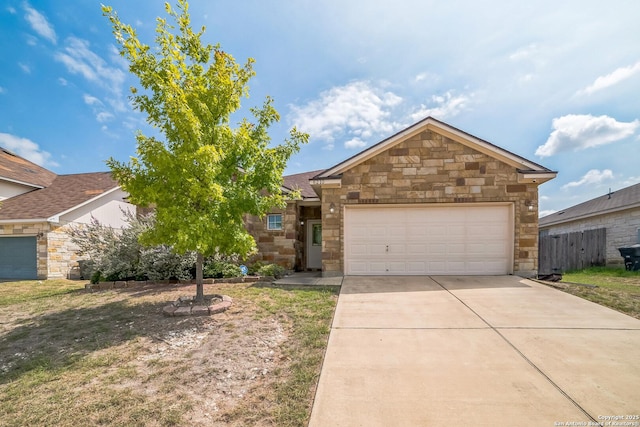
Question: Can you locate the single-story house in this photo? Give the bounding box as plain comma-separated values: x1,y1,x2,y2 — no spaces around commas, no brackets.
0,147,135,279
1,116,556,280
539,182,640,266
248,116,557,277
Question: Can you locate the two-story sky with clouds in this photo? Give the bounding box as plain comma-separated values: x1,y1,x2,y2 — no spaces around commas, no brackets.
1,1,639,217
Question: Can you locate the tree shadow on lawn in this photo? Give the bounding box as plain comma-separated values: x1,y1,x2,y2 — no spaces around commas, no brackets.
0,294,205,386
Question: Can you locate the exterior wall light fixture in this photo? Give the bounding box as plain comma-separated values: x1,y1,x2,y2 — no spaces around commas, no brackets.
329,203,336,214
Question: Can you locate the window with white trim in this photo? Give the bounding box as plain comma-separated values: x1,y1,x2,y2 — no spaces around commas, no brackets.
267,214,283,230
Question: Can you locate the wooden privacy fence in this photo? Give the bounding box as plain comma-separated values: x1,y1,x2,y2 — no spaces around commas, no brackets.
538,228,606,274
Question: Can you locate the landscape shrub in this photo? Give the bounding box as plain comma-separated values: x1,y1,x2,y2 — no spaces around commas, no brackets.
257,263,286,279
69,212,144,281
203,259,242,278
247,261,265,275
69,212,196,281
139,245,196,281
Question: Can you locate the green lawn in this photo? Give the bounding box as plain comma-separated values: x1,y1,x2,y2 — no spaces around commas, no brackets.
0,279,338,426
551,267,640,319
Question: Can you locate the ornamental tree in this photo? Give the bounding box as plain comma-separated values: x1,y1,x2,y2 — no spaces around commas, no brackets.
103,1,307,301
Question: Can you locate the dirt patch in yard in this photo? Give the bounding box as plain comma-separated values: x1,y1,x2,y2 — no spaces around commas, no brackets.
0,281,338,427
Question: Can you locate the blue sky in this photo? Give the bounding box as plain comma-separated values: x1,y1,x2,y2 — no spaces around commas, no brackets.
1,1,639,216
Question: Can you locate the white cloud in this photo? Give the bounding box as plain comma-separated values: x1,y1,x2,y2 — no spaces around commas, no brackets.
410,91,472,121
622,176,640,187
576,61,640,96
536,114,640,157
7,6,16,14
0,133,58,167
289,81,403,149
26,35,37,46
414,72,440,84
344,137,366,149
83,93,103,106
0,86,5,94
562,169,614,189
509,43,539,61
57,77,68,86
23,3,57,44
55,37,126,99
96,112,114,123
18,62,31,74
83,94,117,123
538,210,557,218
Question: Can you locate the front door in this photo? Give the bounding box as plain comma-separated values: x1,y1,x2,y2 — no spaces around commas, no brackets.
307,220,322,269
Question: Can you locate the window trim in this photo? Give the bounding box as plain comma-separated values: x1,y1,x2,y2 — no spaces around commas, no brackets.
267,214,283,231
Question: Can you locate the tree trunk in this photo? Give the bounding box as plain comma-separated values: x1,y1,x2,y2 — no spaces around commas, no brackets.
195,252,204,303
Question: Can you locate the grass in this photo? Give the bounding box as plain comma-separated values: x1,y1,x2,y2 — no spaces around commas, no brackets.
0,279,85,307
551,266,640,319
0,279,338,426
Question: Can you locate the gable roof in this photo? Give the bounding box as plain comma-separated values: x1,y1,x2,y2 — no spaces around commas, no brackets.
539,182,640,228
313,116,556,181
283,170,322,199
0,147,57,188
0,172,120,222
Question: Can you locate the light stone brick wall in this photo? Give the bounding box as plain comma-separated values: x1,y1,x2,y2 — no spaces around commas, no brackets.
245,201,299,270
47,225,83,279
540,208,640,266
320,130,540,277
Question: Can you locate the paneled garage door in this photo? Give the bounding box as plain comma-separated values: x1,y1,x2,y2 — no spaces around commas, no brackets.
345,205,513,275
0,236,38,279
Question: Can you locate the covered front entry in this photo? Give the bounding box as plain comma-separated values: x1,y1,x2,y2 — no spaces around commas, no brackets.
0,236,38,279
344,204,513,275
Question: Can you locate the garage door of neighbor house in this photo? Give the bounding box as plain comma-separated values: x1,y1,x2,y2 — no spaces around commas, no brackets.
0,236,38,279
344,204,513,275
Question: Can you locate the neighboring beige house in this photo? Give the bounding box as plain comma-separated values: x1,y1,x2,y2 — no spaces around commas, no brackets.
0,147,135,279
249,117,557,278
539,182,640,266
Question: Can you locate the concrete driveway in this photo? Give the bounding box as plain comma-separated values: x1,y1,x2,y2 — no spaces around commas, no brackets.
308,276,640,426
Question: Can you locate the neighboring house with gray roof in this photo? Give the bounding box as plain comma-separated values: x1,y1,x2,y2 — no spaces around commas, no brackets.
539,183,640,266
0,148,135,279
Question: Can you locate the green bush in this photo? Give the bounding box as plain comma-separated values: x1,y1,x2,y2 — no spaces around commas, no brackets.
248,261,265,275
203,260,242,278
257,263,286,279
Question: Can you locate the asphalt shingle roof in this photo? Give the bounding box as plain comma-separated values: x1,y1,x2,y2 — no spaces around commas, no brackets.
0,172,119,220
283,170,323,199
539,182,640,227
0,147,57,188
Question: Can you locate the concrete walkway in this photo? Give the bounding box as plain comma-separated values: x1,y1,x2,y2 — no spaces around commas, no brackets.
309,276,640,426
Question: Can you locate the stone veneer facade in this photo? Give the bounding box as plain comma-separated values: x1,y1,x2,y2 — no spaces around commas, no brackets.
0,223,82,279
246,203,322,271
540,209,640,266
246,202,298,270
319,129,540,277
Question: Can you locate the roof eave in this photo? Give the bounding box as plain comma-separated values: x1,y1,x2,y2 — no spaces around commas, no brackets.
0,218,49,224
517,170,558,184
539,201,640,228
0,176,44,190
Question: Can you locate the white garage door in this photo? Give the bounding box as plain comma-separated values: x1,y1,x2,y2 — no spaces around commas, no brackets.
345,205,513,275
